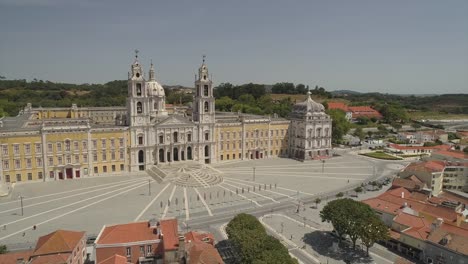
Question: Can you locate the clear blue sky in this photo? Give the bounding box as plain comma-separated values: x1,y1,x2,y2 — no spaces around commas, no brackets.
0,0,467,94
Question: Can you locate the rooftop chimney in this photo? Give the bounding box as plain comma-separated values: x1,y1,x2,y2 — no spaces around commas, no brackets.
401,192,405,199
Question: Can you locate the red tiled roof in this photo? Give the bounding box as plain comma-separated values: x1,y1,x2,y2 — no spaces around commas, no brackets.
98,254,128,264
32,230,85,257
427,228,468,255
30,253,71,264
362,197,402,215
0,250,33,264
97,221,160,245
186,241,223,264
185,231,215,245
394,213,430,229
348,106,382,119
408,175,423,184
433,150,467,160
327,102,349,112
420,204,458,223
403,226,431,240
389,229,401,240
404,160,445,173
160,219,179,251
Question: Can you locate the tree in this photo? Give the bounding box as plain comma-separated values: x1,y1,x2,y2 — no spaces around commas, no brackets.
215,96,235,111
314,197,321,209
391,122,402,132
326,109,351,143
336,192,344,198
354,186,363,195
356,116,370,125
0,245,7,254
411,122,421,130
353,127,365,141
320,199,351,242
359,216,389,256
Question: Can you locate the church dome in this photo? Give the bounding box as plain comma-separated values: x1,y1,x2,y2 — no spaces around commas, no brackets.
147,80,165,97
291,92,325,115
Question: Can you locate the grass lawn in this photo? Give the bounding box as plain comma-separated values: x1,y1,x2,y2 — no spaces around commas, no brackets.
408,111,468,120
360,151,403,160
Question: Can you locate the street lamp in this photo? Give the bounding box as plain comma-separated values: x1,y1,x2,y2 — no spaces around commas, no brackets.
19,195,24,216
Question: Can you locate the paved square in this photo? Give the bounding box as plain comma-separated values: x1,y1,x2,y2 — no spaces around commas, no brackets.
0,153,406,251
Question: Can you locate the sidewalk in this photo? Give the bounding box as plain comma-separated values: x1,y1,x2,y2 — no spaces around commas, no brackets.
0,182,12,197
260,213,398,264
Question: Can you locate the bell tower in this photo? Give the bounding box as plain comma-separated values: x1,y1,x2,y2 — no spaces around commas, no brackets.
193,55,215,123
127,50,150,126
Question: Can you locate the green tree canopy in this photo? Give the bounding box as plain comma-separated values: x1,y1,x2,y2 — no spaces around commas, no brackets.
326,109,351,143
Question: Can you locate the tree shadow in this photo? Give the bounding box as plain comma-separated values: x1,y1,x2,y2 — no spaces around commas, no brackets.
302,231,373,264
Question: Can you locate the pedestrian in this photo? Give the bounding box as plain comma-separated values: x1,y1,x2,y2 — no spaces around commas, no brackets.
22,232,26,237
33,225,36,230
3,225,6,230
347,179,349,183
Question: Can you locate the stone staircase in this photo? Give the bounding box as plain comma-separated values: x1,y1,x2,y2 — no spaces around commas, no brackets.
146,166,168,183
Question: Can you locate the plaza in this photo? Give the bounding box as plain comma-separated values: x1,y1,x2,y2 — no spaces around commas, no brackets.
0,153,406,253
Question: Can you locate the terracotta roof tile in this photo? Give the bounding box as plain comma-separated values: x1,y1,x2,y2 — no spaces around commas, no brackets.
433,150,467,160
32,230,85,257
98,254,128,264
327,102,349,112
96,221,159,245
30,253,71,264
394,213,430,229
427,228,468,255
185,231,215,245
160,219,179,251
402,226,431,240
404,160,446,173
186,241,223,264
0,250,33,264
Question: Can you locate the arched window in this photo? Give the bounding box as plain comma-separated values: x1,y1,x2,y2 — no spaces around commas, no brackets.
138,150,144,163
173,132,178,143
136,83,142,96
204,145,209,157
137,102,143,114
204,102,209,112
203,75,207,80
159,134,164,144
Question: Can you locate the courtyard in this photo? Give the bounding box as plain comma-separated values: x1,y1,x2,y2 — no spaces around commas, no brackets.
0,152,407,251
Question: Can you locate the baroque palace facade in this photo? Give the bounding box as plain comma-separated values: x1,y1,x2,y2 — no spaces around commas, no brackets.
0,55,332,184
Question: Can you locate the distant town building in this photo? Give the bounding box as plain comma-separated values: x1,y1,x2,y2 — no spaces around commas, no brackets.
327,101,382,122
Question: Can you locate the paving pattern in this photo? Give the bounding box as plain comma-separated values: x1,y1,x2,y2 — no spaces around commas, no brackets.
0,153,407,250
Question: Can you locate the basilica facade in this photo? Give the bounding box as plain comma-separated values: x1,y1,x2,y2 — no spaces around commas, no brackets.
0,54,332,185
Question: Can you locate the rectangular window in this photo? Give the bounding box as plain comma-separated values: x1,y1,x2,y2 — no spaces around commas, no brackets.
92,140,97,150
82,141,88,150
205,133,209,141
25,144,31,154
93,152,98,162
3,160,9,170
112,165,116,172
13,144,20,155
74,141,79,150
65,141,70,151
58,156,63,165
5,175,10,182
57,143,62,152
103,165,107,173
16,174,22,182
111,151,116,160
119,150,124,160
138,136,143,145
74,155,80,163
48,143,53,153
27,173,32,181
146,245,152,254
120,164,124,171
94,167,98,173
49,157,54,166
101,139,106,148
110,139,115,148
26,158,32,169
83,154,88,163
38,172,43,179
49,171,54,178
188,134,192,142
35,143,42,153
102,152,107,161
66,155,71,164
84,168,88,175
119,138,124,147
14,159,21,169
1,145,8,155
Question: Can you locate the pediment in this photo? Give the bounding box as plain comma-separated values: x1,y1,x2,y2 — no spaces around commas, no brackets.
156,115,194,127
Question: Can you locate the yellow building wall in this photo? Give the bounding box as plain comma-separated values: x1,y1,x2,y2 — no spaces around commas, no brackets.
0,134,43,182
89,130,128,175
